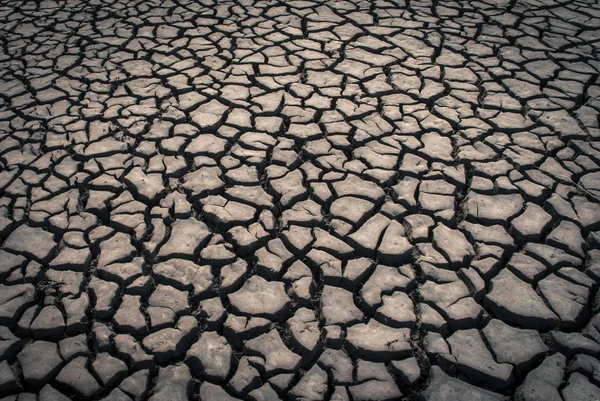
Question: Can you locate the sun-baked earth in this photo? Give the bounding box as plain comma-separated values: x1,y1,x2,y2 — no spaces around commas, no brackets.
1,0,600,400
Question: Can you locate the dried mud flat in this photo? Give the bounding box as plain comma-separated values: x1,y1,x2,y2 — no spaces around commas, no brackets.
1,0,600,400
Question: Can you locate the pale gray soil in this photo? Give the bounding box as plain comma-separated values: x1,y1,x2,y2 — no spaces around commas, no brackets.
0,0,600,400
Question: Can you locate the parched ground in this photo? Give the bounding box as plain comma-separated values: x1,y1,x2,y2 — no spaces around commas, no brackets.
1,0,600,400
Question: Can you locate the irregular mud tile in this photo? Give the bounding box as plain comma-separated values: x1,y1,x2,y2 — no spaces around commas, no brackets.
17,341,63,388
331,174,386,203
58,334,89,362
390,357,421,386
377,219,413,265
219,258,248,295
148,284,190,316
113,294,148,338
418,132,453,162
568,354,600,387
92,322,114,353
0,359,20,394
199,382,241,401
97,232,136,270
126,276,152,296
458,221,514,249
0,284,36,325
153,259,214,299
55,356,102,398
92,352,128,387
227,164,261,186
223,315,271,346
2,225,57,263
185,134,229,159
228,276,290,321
523,243,582,271
288,363,329,401
306,249,343,285
182,167,225,199
88,277,121,319
100,388,133,401
349,360,402,401
187,332,232,382
380,201,407,220
392,177,420,210
123,166,165,203
510,202,552,242
30,305,65,340
463,192,524,224
114,334,154,371
81,140,128,159
572,196,600,232
404,214,435,243
17,305,38,334
549,331,600,358
245,329,302,374
416,242,450,267
280,199,323,228
375,291,416,329
278,368,304,390
312,228,354,259
345,319,412,362
267,169,307,206
229,356,262,395
149,364,192,401
156,218,211,261
329,196,375,226
483,319,548,373
440,329,513,389
142,316,197,363
48,247,91,272
561,373,600,401
516,353,566,401
255,245,286,280
0,251,27,282
423,366,506,401
546,221,586,258
321,285,363,326
432,223,474,266
360,264,414,312
63,293,90,335
323,325,343,349
347,214,391,257
201,196,257,231
200,243,237,266
286,307,320,357
427,290,482,330
119,369,150,400
420,276,468,307
39,384,71,401
226,224,269,256
280,225,314,256
538,274,590,327
282,260,315,305
98,257,145,286
248,383,280,401
506,252,548,282
317,348,353,385
556,267,595,288
485,269,560,330
341,258,374,289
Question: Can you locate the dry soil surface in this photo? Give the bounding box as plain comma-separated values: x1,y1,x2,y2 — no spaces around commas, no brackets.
1,0,600,400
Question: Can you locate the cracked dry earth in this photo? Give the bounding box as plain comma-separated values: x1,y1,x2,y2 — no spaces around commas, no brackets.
2,1,600,401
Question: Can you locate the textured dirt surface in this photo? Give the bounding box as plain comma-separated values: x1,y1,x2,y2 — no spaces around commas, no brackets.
1,0,600,400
